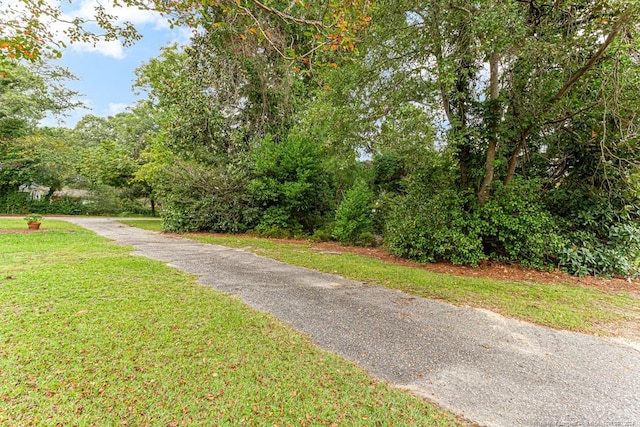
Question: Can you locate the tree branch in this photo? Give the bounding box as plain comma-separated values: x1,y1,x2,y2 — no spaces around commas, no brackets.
503,12,630,187
549,15,628,106
478,52,500,205
250,0,325,30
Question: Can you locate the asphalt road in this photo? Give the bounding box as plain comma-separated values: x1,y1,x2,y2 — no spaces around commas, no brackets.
60,217,640,427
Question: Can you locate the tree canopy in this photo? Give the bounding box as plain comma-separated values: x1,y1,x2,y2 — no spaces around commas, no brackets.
3,0,640,277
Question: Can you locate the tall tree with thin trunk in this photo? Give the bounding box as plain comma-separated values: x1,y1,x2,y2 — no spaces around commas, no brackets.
342,0,640,205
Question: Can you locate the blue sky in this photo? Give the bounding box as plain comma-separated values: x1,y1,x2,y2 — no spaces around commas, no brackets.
41,1,190,128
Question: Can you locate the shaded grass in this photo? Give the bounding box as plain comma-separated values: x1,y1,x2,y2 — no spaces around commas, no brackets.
117,220,638,336
0,219,461,426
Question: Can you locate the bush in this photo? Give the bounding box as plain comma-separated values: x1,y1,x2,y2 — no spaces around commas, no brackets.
546,187,640,277
309,222,335,243
0,191,31,214
557,218,640,278
49,196,89,215
249,134,334,234
332,179,376,245
159,159,257,233
478,180,560,269
0,187,151,216
385,177,565,269
385,188,485,265
253,206,302,238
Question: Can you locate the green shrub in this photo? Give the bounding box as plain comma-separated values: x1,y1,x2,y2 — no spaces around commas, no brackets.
558,220,640,278
355,231,377,247
309,221,335,243
159,159,257,233
0,191,30,214
385,177,564,269
1,192,90,215
546,187,640,277
253,206,302,238
49,196,89,215
478,180,560,269
384,188,485,265
332,179,375,245
249,134,334,234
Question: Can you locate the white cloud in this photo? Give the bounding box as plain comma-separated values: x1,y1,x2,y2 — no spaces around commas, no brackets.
67,0,170,29
49,0,172,59
3,0,183,59
106,102,130,116
69,38,126,59
170,27,194,45
62,0,171,59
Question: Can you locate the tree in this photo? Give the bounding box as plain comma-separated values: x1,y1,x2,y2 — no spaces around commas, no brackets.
128,0,371,64
71,106,159,213
0,127,78,200
350,0,640,203
0,0,141,63
131,6,346,230
309,0,640,274
0,60,80,202
1,0,370,66
0,60,80,137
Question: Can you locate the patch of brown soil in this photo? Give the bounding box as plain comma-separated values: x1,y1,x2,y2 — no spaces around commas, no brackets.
0,229,39,234
309,240,640,295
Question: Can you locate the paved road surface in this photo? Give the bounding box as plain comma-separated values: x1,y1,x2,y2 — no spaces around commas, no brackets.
60,217,640,427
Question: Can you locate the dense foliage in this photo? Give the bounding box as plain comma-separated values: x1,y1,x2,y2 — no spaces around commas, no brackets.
0,60,155,215
249,134,334,236
3,0,640,277
333,178,376,246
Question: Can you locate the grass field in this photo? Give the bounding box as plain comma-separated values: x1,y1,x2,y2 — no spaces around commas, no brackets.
119,219,640,338
0,219,462,426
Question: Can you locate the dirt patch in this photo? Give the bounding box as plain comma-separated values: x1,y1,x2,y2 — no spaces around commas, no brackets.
0,229,39,234
310,241,640,296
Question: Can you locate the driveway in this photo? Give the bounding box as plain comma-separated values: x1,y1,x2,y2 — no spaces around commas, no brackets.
61,217,640,427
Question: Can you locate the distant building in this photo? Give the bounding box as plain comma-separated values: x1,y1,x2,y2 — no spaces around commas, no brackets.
18,183,50,200
51,188,91,200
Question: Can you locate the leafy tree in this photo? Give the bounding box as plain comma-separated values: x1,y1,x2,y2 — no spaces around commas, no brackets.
249,134,334,236
67,105,159,214
78,140,137,189
315,0,640,274
131,0,363,229
73,106,158,188
332,178,375,246
0,0,141,63
128,0,371,64
0,60,81,204
0,128,77,197
336,0,638,198
0,61,80,137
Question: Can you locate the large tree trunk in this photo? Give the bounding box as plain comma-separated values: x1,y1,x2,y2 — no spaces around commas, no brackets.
478,53,500,205
431,4,472,190
453,57,475,190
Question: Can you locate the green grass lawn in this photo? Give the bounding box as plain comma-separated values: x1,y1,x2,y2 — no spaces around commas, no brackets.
0,219,462,426
119,219,640,338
